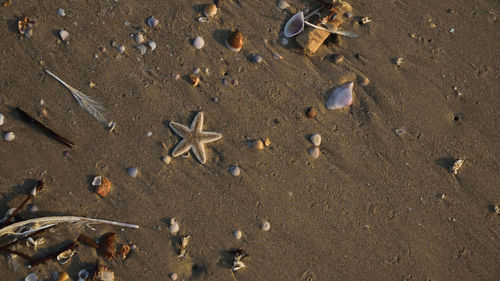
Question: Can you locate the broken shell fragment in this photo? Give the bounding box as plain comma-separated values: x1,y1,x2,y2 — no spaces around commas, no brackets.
277,0,290,10
0,113,4,125
450,159,464,175
261,221,271,231
117,45,125,53
56,8,65,17
25,273,37,281
56,249,75,264
3,131,15,141
192,36,205,49
169,218,180,235
136,44,147,55
77,269,89,281
310,134,321,146
95,177,112,197
127,167,139,177
189,75,200,87
148,41,157,51
233,229,243,240
229,166,241,177
147,16,159,28
118,244,131,259
94,264,115,281
134,33,145,44
56,272,69,281
360,16,372,25
284,11,304,38
225,30,243,52
59,30,69,41
326,82,354,110
198,17,210,23
203,4,217,17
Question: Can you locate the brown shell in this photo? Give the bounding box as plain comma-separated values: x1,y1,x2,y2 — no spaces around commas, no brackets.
118,244,131,259
189,75,200,87
225,30,243,52
96,177,111,197
98,232,117,259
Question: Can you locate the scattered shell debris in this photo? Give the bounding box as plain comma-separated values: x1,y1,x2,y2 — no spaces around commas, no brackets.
229,166,241,177
231,249,248,271
3,131,15,141
310,134,321,147
450,159,464,175
178,235,190,258
169,218,180,235
0,113,4,125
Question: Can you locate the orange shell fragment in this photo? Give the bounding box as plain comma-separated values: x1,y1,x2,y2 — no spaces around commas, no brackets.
96,177,111,197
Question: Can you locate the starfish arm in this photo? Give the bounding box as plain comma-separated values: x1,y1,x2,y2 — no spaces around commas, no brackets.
192,141,207,164
191,112,204,132
199,131,222,144
169,121,191,137
171,139,193,157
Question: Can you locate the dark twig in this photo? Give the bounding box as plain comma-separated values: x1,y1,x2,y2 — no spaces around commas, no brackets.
2,181,45,227
30,240,79,267
0,247,35,262
78,234,99,249
16,107,74,148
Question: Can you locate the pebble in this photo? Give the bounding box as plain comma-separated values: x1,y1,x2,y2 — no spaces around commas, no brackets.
310,134,321,147
134,33,145,44
25,273,37,281
170,273,178,281
233,229,243,240
203,4,217,17
277,0,290,9
161,155,172,164
309,147,320,159
146,131,152,137
0,113,4,125
148,41,156,51
306,107,317,118
3,131,15,141
192,36,205,49
359,76,370,86
127,167,139,178
332,54,344,64
261,221,271,231
56,8,65,17
169,218,180,235
147,16,159,28
193,68,201,75
250,54,263,64
117,45,126,53
59,30,69,41
229,166,241,177
264,137,271,147
253,139,264,150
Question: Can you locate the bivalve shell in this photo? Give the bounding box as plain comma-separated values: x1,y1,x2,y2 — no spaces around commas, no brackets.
169,218,180,235
3,131,15,141
225,30,243,52
229,166,241,176
147,16,159,28
56,8,65,17
326,82,353,110
309,147,320,159
0,113,4,125
261,221,271,231
148,41,156,51
203,4,217,17
127,167,139,177
310,134,321,147
283,12,304,38
233,229,243,240
192,36,205,49
59,30,69,41
134,33,145,44
277,0,290,9
25,273,37,281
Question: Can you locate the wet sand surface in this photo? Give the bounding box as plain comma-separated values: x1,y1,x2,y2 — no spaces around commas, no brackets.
0,0,499,280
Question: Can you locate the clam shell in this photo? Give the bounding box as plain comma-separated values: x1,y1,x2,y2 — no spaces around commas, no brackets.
225,30,243,52
59,30,69,41
127,167,139,177
326,82,353,110
0,113,4,125
310,134,321,147
57,8,65,17
198,17,209,23
134,33,145,44
283,12,304,38
136,44,147,55
25,273,37,281
77,270,89,281
148,41,156,51
147,16,159,28
203,4,217,17
192,36,205,49
3,131,15,141
277,0,290,10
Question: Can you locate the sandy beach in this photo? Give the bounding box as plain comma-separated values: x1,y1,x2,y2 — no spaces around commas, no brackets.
0,0,499,280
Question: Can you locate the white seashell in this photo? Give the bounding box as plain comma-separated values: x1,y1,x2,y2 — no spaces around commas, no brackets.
25,273,37,281
134,33,145,43
92,176,102,186
56,249,75,264
229,166,240,177
326,82,353,110
170,273,178,281
56,8,65,17
148,41,156,51
127,167,139,177
59,30,69,41
3,131,15,141
277,0,290,9
192,36,205,49
117,45,125,53
284,12,304,38
136,45,147,55
147,16,159,28
0,113,4,126
309,147,320,159
450,159,464,175
161,155,172,164
77,269,89,281
198,17,209,23
261,221,271,231
310,134,321,146
169,218,180,235
233,229,242,240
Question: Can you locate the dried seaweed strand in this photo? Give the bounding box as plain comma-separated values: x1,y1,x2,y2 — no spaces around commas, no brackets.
44,69,109,124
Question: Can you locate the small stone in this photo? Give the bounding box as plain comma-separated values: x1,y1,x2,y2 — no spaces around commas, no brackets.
192,36,205,49
306,107,317,118
280,37,289,46
264,137,271,147
56,8,65,17
494,205,500,215
134,33,145,44
127,167,139,177
161,155,172,164
59,30,69,41
359,76,370,86
0,113,4,125
117,45,126,53
261,221,271,231
277,0,290,9
253,139,264,150
233,229,242,240
89,82,96,88
229,166,241,177
170,273,178,281
3,131,15,141
147,16,159,28
309,147,320,159
332,54,344,64
250,54,263,64
146,131,153,137
193,68,201,75
310,134,321,147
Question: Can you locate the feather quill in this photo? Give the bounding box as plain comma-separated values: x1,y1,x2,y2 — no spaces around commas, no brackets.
44,69,109,124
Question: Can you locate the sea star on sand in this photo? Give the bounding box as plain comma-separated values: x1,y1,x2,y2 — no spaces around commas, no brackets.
169,112,222,164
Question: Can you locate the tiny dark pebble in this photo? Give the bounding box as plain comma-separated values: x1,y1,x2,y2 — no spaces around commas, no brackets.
306,107,317,118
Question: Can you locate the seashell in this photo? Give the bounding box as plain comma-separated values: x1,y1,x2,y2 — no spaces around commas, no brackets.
233,229,242,240
169,218,180,235
146,131,152,137
306,107,317,118
326,82,353,110
192,36,205,49
161,155,172,164
25,273,37,281
56,272,69,281
280,37,289,46
360,16,372,25
56,249,75,264
261,221,271,231
309,146,320,159
264,137,271,147
136,45,147,55
450,159,464,175
203,4,217,17
134,33,145,44
59,30,69,41
57,8,65,17
189,75,200,87
94,264,115,281
277,0,290,9
118,244,130,259
359,76,370,86
148,41,156,51
395,128,406,136
77,269,89,281
193,68,201,75
253,139,264,150
229,166,240,177
344,11,353,18
96,177,111,197
99,232,117,260
283,11,304,38
0,113,4,125
170,273,178,281
127,167,138,177
225,30,243,52
147,16,159,28
331,54,344,64
394,57,404,66
250,54,263,64
26,237,45,248
273,53,283,60
24,28,33,38
117,45,125,53
92,176,103,186
3,131,15,141
310,134,321,147
198,17,209,23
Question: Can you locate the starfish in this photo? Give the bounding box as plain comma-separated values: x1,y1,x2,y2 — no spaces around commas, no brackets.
169,112,222,164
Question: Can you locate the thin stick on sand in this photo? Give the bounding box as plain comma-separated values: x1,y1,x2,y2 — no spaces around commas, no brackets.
44,69,109,124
